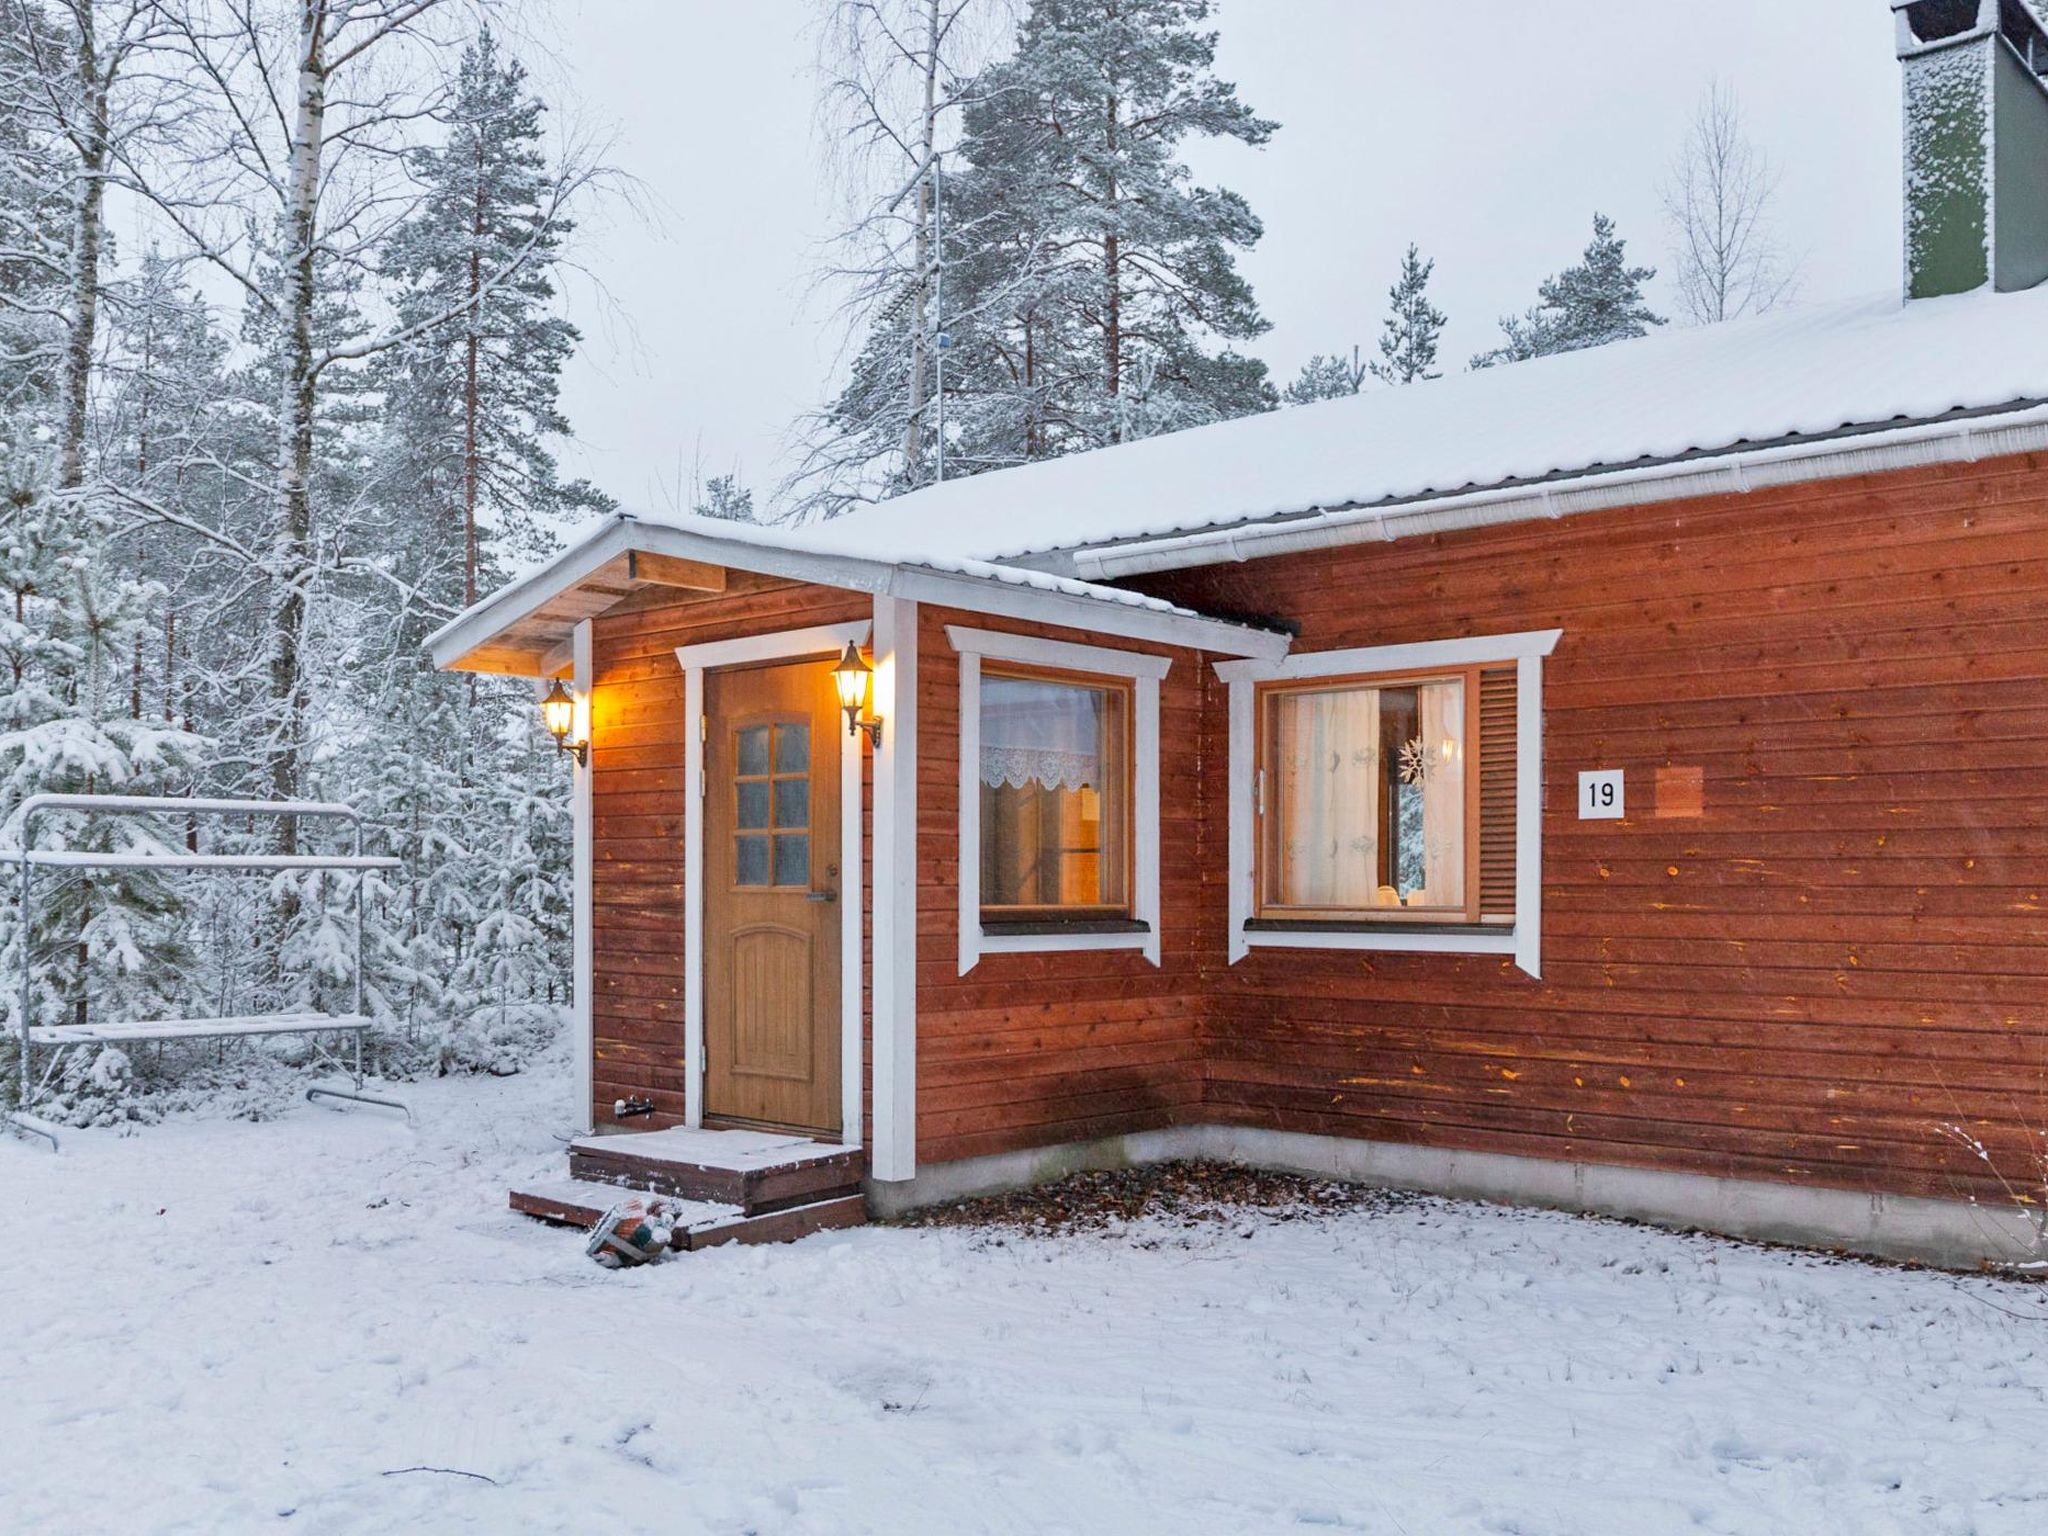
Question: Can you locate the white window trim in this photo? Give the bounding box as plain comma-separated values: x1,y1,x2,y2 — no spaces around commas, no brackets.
675,619,871,1149
1214,628,1560,979
947,625,1169,973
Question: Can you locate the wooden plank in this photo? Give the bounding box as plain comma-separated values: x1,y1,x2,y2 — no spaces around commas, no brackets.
629,549,728,593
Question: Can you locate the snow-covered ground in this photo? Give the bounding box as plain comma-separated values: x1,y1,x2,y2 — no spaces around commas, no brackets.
4,1060,2044,1536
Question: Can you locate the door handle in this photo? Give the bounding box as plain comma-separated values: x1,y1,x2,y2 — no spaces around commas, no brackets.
806,889,838,903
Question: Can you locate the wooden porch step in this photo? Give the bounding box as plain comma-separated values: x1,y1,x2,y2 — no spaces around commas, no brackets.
508,1177,866,1251
568,1127,865,1214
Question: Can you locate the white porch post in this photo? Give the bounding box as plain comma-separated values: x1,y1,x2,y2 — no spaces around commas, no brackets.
570,618,595,1135
870,596,919,1181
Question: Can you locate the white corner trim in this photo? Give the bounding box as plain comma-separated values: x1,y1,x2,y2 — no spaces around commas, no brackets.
569,621,594,1134
838,689,865,1150
1217,631,1556,978
948,626,1167,972
870,597,920,1182
674,618,872,1145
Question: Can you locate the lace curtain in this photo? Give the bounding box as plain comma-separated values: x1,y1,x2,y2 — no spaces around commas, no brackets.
980,676,1106,791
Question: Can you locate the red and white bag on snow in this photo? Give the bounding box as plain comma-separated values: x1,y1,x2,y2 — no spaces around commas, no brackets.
585,1196,676,1268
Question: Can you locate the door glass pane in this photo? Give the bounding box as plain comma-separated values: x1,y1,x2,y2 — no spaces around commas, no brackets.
773,833,809,887
775,723,810,773
737,725,770,777
735,834,770,887
737,780,770,830
978,674,1128,911
773,777,808,829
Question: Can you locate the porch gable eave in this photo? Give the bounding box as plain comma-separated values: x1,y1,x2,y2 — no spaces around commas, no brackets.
425,512,1291,678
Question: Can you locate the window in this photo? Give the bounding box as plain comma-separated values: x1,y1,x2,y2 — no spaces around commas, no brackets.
733,720,811,888
948,626,1170,972
1216,629,1558,977
980,671,1131,916
1259,671,1474,922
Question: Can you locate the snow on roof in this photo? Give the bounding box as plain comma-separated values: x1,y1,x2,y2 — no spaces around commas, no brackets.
608,507,1207,617
426,503,1291,676
810,286,2048,565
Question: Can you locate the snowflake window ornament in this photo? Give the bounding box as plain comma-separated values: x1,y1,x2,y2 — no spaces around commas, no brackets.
1399,736,1430,785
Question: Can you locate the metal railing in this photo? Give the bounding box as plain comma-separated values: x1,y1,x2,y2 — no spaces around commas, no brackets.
4,795,409,1149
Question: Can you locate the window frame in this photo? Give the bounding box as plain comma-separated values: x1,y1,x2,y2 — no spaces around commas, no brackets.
1253,664,1484,926
948,625,1170,974
1215,629,1559,978
976,661,1137,924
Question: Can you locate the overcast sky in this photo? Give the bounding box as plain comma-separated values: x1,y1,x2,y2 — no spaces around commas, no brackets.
537,0,1903,515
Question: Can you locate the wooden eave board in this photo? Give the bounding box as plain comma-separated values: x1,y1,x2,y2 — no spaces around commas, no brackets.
440,552,731,675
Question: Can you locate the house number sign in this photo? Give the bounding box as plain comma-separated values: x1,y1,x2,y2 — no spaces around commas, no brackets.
1578,768,1624,820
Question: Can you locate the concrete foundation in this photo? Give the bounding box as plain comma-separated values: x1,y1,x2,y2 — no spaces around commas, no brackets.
865,1124,2043,1272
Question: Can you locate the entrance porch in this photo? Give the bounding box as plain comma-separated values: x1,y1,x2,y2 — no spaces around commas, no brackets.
509,1126,867,1251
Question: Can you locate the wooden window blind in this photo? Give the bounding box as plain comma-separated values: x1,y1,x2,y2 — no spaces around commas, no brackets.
1477,665,1517,920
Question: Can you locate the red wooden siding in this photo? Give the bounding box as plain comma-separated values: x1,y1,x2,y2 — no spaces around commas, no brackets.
588,579,871,1133
576,448,2048,1210
910,607,1210,1166
1133,450,2048,1206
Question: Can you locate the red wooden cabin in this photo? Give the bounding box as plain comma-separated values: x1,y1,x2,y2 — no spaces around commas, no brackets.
433,5,2048,1265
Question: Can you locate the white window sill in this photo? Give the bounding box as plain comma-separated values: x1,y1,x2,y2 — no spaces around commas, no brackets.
978,928,1156,959
1239,926,1517,958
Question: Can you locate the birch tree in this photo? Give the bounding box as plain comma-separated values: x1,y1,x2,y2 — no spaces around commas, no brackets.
1662,80,1798,326
125,1,597,836
0,1,68,417
9,1,189,492
785,0,1016,518
0,0,601,1106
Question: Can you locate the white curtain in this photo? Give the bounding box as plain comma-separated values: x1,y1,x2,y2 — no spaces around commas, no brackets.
1413,680,1466,909
1273,689,1380,909
981,678,1103,791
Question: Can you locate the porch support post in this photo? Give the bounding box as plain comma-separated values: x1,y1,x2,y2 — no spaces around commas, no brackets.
870,595,919,1181
570,618,595,1134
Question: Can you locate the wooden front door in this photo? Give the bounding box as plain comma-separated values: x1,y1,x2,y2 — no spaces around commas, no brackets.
703,658,843,1137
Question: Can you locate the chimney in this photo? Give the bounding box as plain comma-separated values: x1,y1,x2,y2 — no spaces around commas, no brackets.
1895,1,2048,297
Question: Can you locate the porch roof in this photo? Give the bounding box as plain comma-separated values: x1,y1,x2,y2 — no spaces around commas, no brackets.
426,510,1290,677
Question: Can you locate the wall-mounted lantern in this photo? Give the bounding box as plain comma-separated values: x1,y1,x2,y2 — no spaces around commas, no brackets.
832,641,883,746
541,678,589,766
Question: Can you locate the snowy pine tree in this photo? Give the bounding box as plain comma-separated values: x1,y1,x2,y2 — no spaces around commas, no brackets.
949,0,1277,457
694,473,756,522
1370,244,1446,385
377,26,608,604
0,432,201,1046
1284,348,1366,405
783,0,1018,517
1473,214,1663,368
0,8,612,1110
802,0,1278,498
